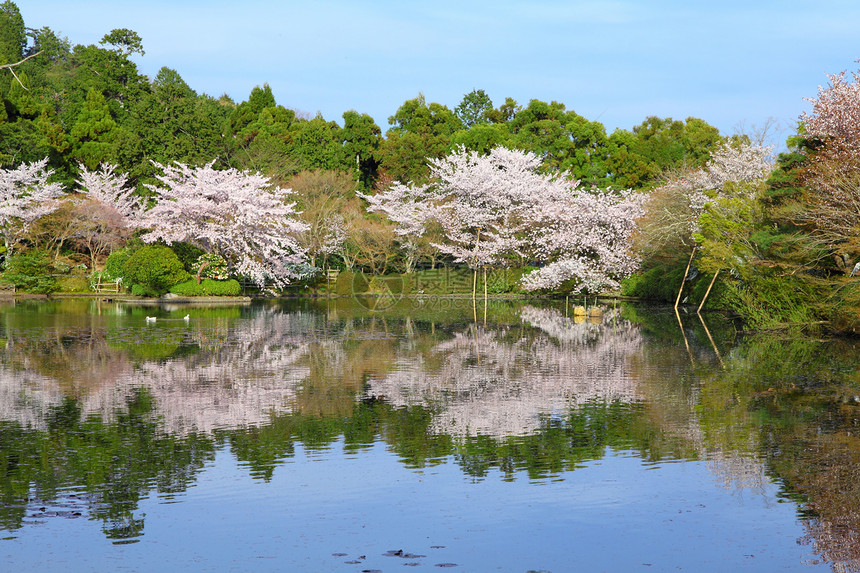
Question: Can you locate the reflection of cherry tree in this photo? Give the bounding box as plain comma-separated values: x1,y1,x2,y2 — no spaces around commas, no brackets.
0,367,64,429
84,308,319,434
364,305,644,438
0,306,325,435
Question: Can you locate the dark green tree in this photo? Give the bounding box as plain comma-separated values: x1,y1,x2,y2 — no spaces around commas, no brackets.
485,96,521,124
289,114,347,172
450,122,511,154
507,99,611,186
229,84,297,178
381,94,461,182
454,89,493,129
99,28,144,57
342,110,382,188
229,83,279,135
69,88,121,169
66,41,150,119
0,1,25,66
127,67,231,181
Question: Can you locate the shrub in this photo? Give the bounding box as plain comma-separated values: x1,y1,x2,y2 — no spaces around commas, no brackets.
169,279,242,296
486,267,531,294
123,245,190,297
2,249,58,293
171,242,206,272
193,253,229,281
622,265,688,302
105,247,132,280
130,283,148,297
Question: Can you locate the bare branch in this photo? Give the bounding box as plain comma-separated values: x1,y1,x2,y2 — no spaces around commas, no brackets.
0,51,43,91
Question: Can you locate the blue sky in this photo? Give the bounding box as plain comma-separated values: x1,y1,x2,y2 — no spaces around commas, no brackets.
17,1,860,146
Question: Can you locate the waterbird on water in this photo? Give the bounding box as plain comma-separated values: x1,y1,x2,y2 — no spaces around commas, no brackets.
183,314,190,322
145,316,156,323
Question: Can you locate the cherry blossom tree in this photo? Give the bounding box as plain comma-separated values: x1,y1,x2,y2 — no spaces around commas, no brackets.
0,158,64,254
358,180,436,272
77,163,142,223
318,213,347,262
426,146,646,293
73,164,143,268
636,141,772,261
364,145,647,293
426,146,556,269
800,66,860,163
363,146,562,292
140,161,309,288
792,64,860,265
520,189,647,293
635,141,773,307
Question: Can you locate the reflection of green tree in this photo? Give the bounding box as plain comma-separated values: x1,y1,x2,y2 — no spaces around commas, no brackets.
452,401,685,480
106,328,184,361
0,389,217,540
225,399,689,483
694,334,860,570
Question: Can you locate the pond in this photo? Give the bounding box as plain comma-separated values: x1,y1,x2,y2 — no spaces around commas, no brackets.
0,297,858,572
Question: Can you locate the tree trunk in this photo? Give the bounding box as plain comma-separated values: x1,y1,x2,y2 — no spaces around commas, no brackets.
196,261,210,284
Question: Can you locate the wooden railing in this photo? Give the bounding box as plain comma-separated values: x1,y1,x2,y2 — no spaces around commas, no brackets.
94,277,121,293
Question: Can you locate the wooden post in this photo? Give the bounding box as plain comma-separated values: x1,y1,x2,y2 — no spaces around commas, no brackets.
472,227,482,300
697,269,720,314
483,267,488,304
483,267,488,326
675,247,696,311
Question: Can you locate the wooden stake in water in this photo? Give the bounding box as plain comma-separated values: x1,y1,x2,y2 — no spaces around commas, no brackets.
675,247,696,311
697,269,720,313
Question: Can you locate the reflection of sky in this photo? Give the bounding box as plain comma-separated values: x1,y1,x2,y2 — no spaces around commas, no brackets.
1,442,822,572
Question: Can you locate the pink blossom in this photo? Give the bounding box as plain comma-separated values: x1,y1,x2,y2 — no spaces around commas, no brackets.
0,158,64,251
140,162,309,288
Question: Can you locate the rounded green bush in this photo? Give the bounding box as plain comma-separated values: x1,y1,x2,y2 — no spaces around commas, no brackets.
2,249,58,293
123,245,190,297
105,247,132,280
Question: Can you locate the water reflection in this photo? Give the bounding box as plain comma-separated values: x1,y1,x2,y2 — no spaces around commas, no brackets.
0,303,314,434
364,305,643,438
0,298,858,571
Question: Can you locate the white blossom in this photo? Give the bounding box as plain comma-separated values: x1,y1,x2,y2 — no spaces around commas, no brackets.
140,162,309,288
76,163,142,225
0,158,64,251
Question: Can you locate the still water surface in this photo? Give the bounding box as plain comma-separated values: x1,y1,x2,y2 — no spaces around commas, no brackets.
1,297,858,572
